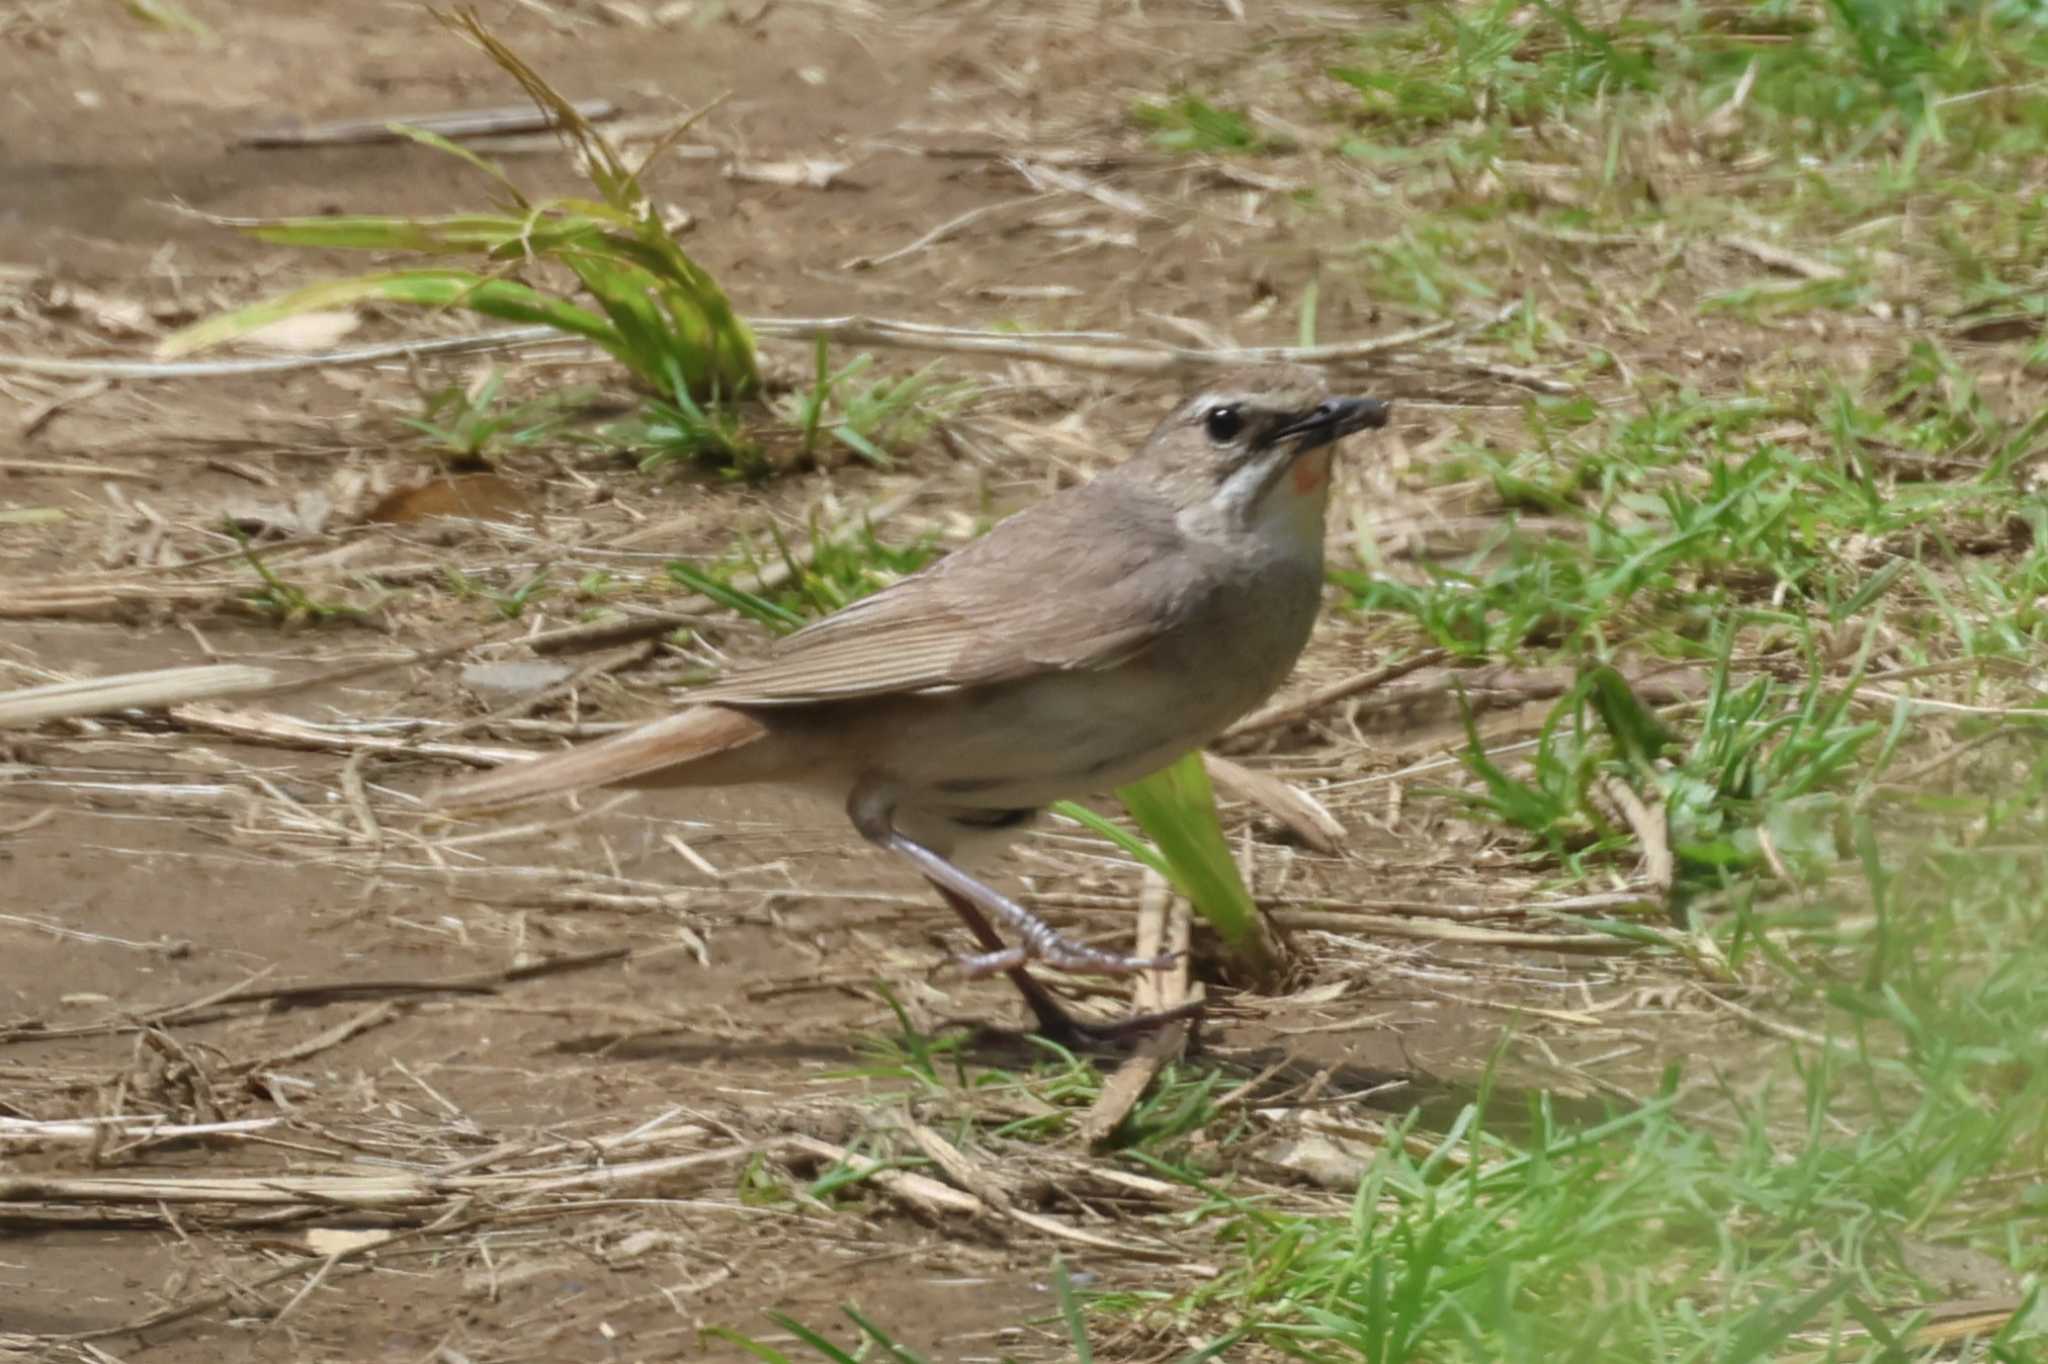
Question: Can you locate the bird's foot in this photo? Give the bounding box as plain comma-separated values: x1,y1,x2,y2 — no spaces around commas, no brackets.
955,939,1179,979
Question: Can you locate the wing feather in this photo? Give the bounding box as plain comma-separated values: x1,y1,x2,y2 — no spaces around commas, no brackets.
690,481,1196,706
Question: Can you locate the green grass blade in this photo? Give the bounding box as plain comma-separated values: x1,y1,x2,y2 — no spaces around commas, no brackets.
236,212,533,253
1115,751,1284,984
666,562,807,633
388,123,528,206
1050,800,1174,882
1172,1328,1252,1363
839,1305,937,1364
1052,1258,1095,1364
697,1327,796,1363
158,269,615,358
829,423,894,468
761,1314,862,1364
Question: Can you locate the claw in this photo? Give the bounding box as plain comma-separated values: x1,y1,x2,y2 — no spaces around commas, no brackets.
1038,945,1181,976
958,945,1180,979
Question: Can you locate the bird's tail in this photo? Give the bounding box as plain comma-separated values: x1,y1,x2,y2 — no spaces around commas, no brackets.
428,704,771,812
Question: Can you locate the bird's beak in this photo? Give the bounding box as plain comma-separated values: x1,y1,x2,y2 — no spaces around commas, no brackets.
1269,396,1391,451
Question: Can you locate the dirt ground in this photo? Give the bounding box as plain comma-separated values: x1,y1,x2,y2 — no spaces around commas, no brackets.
1,3,1721,1359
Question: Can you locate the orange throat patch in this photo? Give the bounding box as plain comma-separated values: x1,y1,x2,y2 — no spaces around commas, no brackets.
1291,448,1332,496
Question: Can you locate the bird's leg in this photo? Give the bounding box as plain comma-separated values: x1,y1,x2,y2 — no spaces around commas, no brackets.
921,878,1202,1046
920,878,1100,1038
846,785,1199,1045
878,830,1177,976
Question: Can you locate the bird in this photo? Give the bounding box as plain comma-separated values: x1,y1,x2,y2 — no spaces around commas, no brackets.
430,372,1390,1044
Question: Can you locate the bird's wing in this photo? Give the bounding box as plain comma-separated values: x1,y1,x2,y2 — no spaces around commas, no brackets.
690,487,1197,706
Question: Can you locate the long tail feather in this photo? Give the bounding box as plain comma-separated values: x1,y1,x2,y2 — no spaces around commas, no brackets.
428,704,769,811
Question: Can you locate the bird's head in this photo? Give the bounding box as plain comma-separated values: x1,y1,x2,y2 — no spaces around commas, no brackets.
1129,372,1391,537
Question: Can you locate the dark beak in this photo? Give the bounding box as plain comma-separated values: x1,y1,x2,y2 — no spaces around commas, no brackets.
1270,396,1391,450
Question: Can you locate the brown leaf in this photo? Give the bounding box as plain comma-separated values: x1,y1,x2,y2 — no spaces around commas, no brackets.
364,473,532,525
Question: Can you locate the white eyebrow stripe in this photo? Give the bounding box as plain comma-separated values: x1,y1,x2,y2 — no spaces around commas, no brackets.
1186,392,1251,417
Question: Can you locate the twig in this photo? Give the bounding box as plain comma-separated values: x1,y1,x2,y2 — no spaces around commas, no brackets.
55,1205,473,1342
0,664,277,728
1601,777,1673,900
0,809,58,836
1721,234,1846,282
746,312,1466,376
164,704,531,767
0,947,628,1043
339,750,382,847
19,378,113,438
1226,649,1453,738
1695,987,1839,1051
237,99,619,148
1870,724,2036,791
1079,877,1195,1145
436,640,655,739
1203,753,1345,853
0,1142,752,1207
0,328,564,379
903,1123,1021,1211
1271,910,1646,952
0,456,144,481
206,946,632,1010
783,1134,982,1217
0,911,173,951
1008,157,1156,219
229,1001,406,1075
0,308,1488,383
843,195,1053,270
786,1134,1188,1262
0,1117,280,1146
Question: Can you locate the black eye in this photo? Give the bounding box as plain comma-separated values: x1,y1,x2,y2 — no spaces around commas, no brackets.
1203,405,1243,443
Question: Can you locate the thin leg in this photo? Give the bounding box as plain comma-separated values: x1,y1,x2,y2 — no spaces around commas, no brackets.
843,784,1201,1045
922,878,1203,1048
881,830,1177,976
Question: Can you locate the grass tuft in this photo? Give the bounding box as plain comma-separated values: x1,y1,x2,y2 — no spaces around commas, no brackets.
161,8,758,402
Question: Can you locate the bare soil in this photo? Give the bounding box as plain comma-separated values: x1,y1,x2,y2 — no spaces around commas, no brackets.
2,3,1720,1359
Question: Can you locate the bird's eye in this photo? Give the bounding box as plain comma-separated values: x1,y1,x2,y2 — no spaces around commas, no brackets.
1203,405,1244,443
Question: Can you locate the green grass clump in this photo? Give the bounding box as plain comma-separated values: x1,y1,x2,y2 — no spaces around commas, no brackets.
602,356,764,479
162,9,758,407
1331,0,1655,134
1132,94,1267,152
1057,752,1284,988
158,12,991,485
775,337,977,469
1330,0,2048,166
664,516,941,636
1455,647,1882,897
1342,351,2045,661
401,368,593,464
1304,0,2048,336
1336,345,2048,909
226,520,379,627
1154,804,2048,1361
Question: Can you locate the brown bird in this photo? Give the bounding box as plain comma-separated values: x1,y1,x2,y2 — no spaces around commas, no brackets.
431,374,1389,1043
